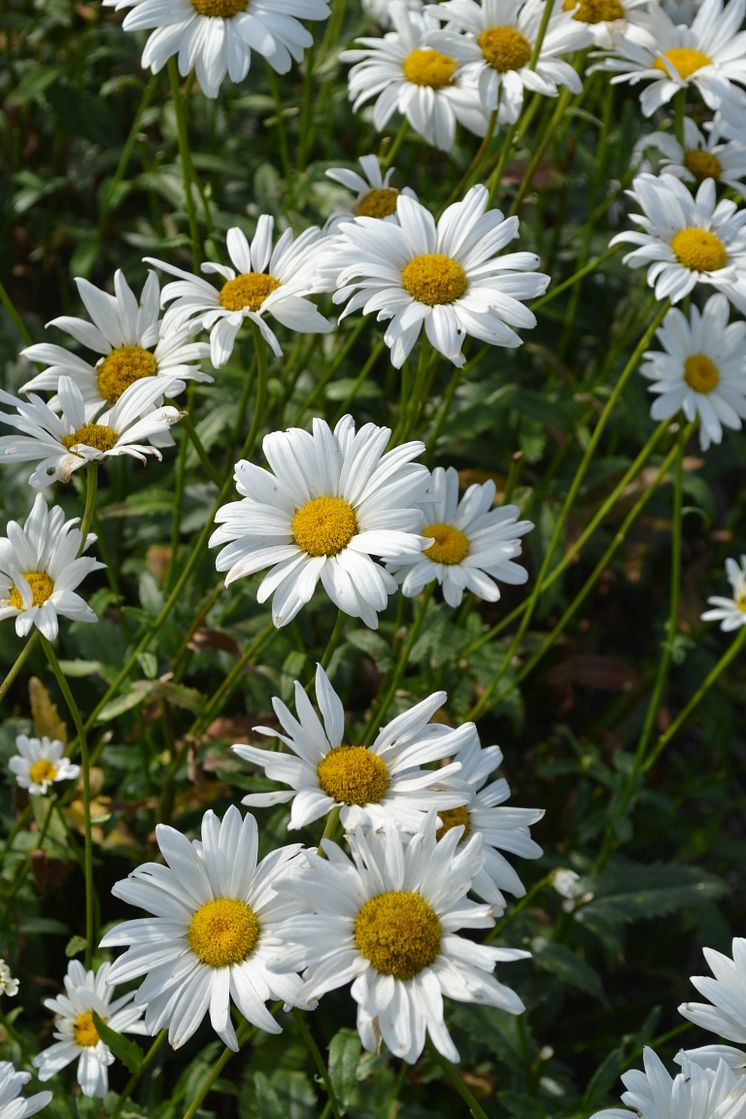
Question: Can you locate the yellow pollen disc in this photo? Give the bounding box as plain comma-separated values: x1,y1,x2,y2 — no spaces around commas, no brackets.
435,805,471,842
97,345,158,406
8,571,54,611
670,227,727,272
562,0,624,20
28,758,58,786
423,521,470,565
73,1011,100,1048
316,745,390,805
292,496,357,556
191,0,248,14
402,48,458,89
738,593,746,613
61,423,119,453
187,898,260,968
354,891,441,980
401,253,468,306
355,187,400,219
477,25,532,72
684,353,719,393
653,48,712,80
683,148,721,182
219,272,280,312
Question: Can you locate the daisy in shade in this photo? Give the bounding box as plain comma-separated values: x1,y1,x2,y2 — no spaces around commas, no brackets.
679,939,746,1044
559,0,651,49
20,270,211,414
235,665,470,832
99,807,306,1051
426,0,591,123
640,295,746,451
341,4,490,153
589,1047,746,1119
102,0,330,98
33,961,148,1099
0,376,182,488
0,494,103,640
9,734,80,796
635,117,746,196
332,185,548,369
610,173,746,311
0,961,19,998
387,466,533,606
272,815,529,1063
701,556,746,632
146,219,333,367
210,414,430,628
0,1063,51,1119
324,154,417,231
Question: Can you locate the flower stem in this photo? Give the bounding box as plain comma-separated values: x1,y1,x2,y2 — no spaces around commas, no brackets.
427,1043,491,1119
181,411,222,487
168,58,201,270
292,1010,343,1119
266,65,292,180
80,462,98,544
381,118,409,170
180,1021,256,1119
110,1031,167,1119
0,277,31,346
0,634,39,706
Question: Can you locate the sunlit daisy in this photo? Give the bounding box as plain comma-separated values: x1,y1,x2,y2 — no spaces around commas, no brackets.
332,185,549,369
235,665,470,831
146,219,333,367
560,0,651,50
33,961,148,1099
102,0,330,98
324,154,416,231
0,1062,51,1119
100,806,306,1050
210,414,430,628
8,734,80,796
701,556,746,632
635,117,746,195
0,494,103,640
610,173,746,310
589,1046,746,1119
387,465,533,606
679,938,746,1042
640,295,746,451
0,961,19,999
20,270,211,413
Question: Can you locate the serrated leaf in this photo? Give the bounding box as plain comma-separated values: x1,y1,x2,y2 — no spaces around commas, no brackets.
328,1028,361,1109
29,676,67,743
532,939,606,1002
91,1013,144,1074
578,861,728,930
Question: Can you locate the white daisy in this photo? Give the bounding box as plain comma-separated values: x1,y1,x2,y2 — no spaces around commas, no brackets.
145,219,333,367
0,1063,51,1119
332,185,549,369
0,960,19,999
589,1047,746,1119
324,154,417,231
426,0,591,123
272,815,529,1064
559,0,651,50
362,0,422,27
340,3,490,153
640,294,746,451
0,494,103,641
20,270,211,414
678,1045,746,1075
235,664,471,831
701,556,746,632
610,173,746,311
387,465,533,606
209,414,430,628
679,938,746,1042
593,0,746,118
102,0,330,98
33,961,148,1099
99,806,306,1051
636,117,746,195
8,734,80,796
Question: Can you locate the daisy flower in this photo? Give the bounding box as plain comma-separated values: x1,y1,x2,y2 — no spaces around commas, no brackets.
0,960,19,998
102,0,330,98
340,3,490,153
701,556,746,632
0,494,103,641
640,295,746,451
678,1045,746,1075
559,0,651,50
324,154,416,230
146,219,333,367
209,414,430,628
235,664,471,831
33,961,148,1099
8,734,80,796
679,938,746,1042
20,270,211,414
0,1063,51,1119
635,117,746,195
387,465,533,606
100,806,306,1051
426,0,591,123
589,1047,746,1119
332,185,549,369
610,173,746,310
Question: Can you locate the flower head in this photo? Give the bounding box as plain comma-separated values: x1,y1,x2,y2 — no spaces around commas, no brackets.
636,117,746,196
0,1062,51,1119
0,960,19,999
701,555,746,632
324,154,417,231
589,1046,746,1119
560,0,650,49
679,938,746,1042
9,734,80,796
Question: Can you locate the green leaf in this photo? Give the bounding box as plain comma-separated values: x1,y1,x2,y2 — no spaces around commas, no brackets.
328,1028,361,1109
64,935,88,959
91,1013,145,1075
95,686,154,723
578,860,728,931
532,939,606,1003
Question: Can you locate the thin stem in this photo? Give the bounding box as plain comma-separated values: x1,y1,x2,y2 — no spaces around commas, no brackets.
362,584,434,743
181,411,221,487
292,318,369,426
0,634,39,706
509,86,572,216
318,804,341,854
168,58,201,270
427,1044,491,1119
80,462,98,543
319,609,346,671
532,245,623,311
292,1011,343,1119
110,1031,167,1119
0,277,32,346
266,66,292,180
184,622,276,742
381,117,409,169
180,1021,256,1119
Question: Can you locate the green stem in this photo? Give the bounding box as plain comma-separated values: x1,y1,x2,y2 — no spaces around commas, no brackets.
0,804,33,871
362,584,434,743
266,66,292,180
333,340,386,425
0,277,32,346
110,1031,167,1119
486,874,553,942
168,58,201,270
183,622,276,742
292,318,369,426
180,1021,256,1119
181,411,221,487
319,609,346,672
427,1044,491,1119
292,1011,343,1119
80,462,98,544
509,86,572,216
381,118,409,169
532,245,623,312
318,804,341,854
0,634,39,706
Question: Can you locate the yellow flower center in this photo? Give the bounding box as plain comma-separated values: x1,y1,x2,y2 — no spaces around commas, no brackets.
653,48,713,80
28,758,58,786
354,891,441,979
355,187,400,219
291,496,357,556
73,1011,100,1048
192,0,249,14
477,26,533,72
402,48,458,88
401,254,468,306
670,227,727,272
61,423,119,453
684,353,719,393
187,898,260,968
562,0,624,20
97,345,158,406
423,522,470,565
316,745,390,805
683,148,721,182
738,592,746,613
219,272,281,312
8,571,54,611
435,805,471,841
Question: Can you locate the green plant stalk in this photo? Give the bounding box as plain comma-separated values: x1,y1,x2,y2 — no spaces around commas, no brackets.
443,110,498,212
1,798,56,919
362,584,435,742
0,634,39,706
318,804,341,854
292,318,370,426
228,350,258,456
94,73,158,251
319,609,347,671
80,462,98,543
292,1010,343,1119
266,66,293,180
183,621,276,743
165,382,194,593
486,873,553,943
0,804,33,871
180,1020,256,1119
532,244,623,311
381,117,410,169
110,1030,167,1119
167,58,202,270
333,339,387,425
427,1043,491,1119
181,411,222,487
0,276,32,346
509,85,573,216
